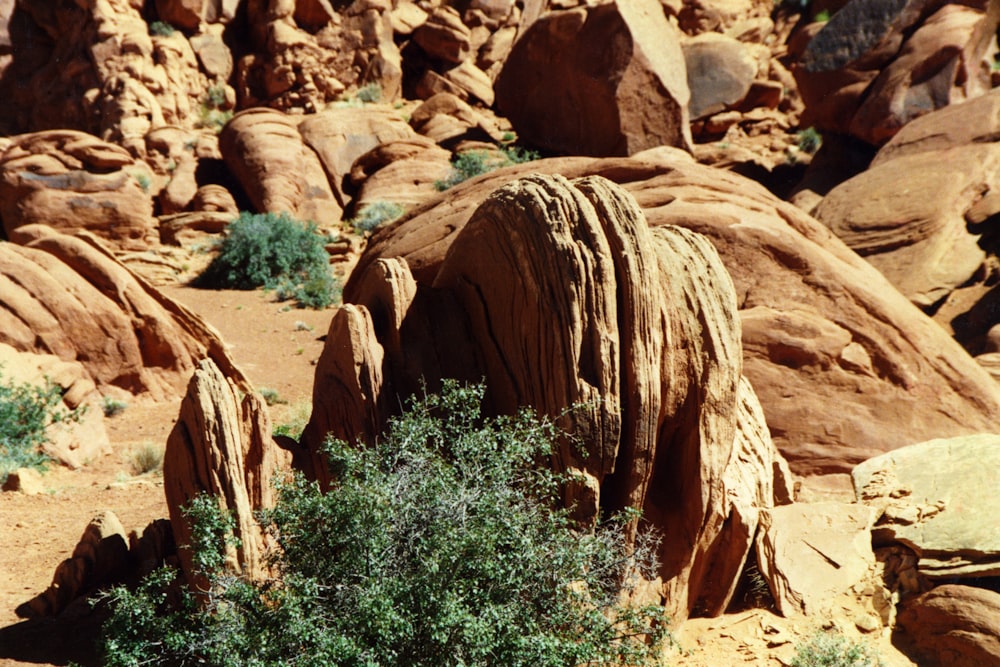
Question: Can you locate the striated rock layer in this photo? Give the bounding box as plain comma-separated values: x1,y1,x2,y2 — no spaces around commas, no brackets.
304,173,791,621
350,151,1000,479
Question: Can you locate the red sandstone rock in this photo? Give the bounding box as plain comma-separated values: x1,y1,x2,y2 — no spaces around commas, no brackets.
898,585,1000,666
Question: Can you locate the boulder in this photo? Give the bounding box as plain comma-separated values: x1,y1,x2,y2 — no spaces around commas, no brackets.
219,108,341,226
814,88,1000,308
897,585,1000,667
683,33,758,119
164,358,289,588
412,6,472,64
853,434,1000,580
351,153,1000,480
1,467,45,494
0,131,156,252
2,223,247,401
309,174,790,621
755,502,877,617
795,0,999,145
495,0,692,156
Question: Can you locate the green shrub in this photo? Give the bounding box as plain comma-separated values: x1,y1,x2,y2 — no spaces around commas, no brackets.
149,20,176,37
102,396,128,417
797,127,823,154
349,200,405,234
435,145,540,191
791,632,884,667
99,381,670,666
355,83,382,104
273,400,312,440
0,370,84,483
197,212,340,309
129,442,164,475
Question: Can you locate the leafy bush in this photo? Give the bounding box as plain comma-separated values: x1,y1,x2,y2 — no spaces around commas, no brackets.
197,212,339,309
99,382,670,666
349,200,405,234
791,632,884,667
435,145,540,191
102,396,128,417
797,127,823,154
0,370,84,483
149,20,176,37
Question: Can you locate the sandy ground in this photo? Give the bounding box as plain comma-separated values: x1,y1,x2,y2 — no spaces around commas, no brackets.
0,284,917,666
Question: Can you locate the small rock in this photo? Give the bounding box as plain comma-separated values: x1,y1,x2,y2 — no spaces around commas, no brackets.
854,613,880,633
2,468,45,495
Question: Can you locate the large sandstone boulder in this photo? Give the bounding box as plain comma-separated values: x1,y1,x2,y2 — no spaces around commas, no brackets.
495,0,692,156
305,174,791,621
1,224,246,401
0,131,156,251
164,358,289,587
897,585,1000,667
794,0,998,145
853,434,1000,580
351,151,1000,480
814,88,1000,308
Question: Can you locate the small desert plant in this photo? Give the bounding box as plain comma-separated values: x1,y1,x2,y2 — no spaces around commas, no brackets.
102,397,129,418
349,200,405,234
812,8,831,21
273,400,311,440
355,82,382,104
258,388,286,406
197,212,340,309
435,145,540,191
791,631,884,667
797,126,823,154
129,442,164,475
0,370,84,483
132,172,151,193
149,20,176,37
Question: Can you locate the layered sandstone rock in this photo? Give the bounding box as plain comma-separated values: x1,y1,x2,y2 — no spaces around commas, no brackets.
898,585,1000,667
164,358,288,587
794,0,999,145
854,435,1000,580
352,151,1000,480
1,224,245,401
306,174,790,621
0,131,156,251
495,0,692,156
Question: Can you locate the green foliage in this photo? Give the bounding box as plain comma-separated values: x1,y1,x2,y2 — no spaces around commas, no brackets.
273,400,312,440
0,370,84,483
355,83,382,104
435,145,540,191
812,8,831,21
349,201,405,234
102,396,128,417
259,387,286,406
198,212,340,309
791,632,884,667
149,20,176,37
797,127,823,155
129,442,164,475
99,382,670,666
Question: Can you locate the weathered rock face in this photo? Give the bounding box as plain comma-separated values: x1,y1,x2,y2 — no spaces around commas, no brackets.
794,0,999,145
0,131,156,251
495,0,692,156
352,152,1000,479
898,585,1000,667
0,1,218,150
237,0,401,111
853,434,1000,580
814,88,1000,308
306,173,790,621
756,502,877,617
1,224,244,401
164,358,289,587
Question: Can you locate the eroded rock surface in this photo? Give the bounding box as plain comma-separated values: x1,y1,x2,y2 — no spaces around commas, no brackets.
853,434,1000,580
495,0,692,156
307,173,790,621
897,584,1000,667
352,152,1000,479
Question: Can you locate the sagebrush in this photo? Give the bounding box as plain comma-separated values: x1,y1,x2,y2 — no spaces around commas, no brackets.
791,631,884,667
99,382,670,666
197,212,340,309
435,145,539,191
0,369,84,483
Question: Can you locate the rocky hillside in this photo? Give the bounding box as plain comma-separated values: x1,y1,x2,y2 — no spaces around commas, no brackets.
2,0,1000,664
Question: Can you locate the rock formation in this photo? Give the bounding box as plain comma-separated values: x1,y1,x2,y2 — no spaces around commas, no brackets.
304,173,792,621
1,224,245,401
495,0,693,156
164,358,288,586
351,151,1000,482
898,585,1000,667
794,0,999,145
